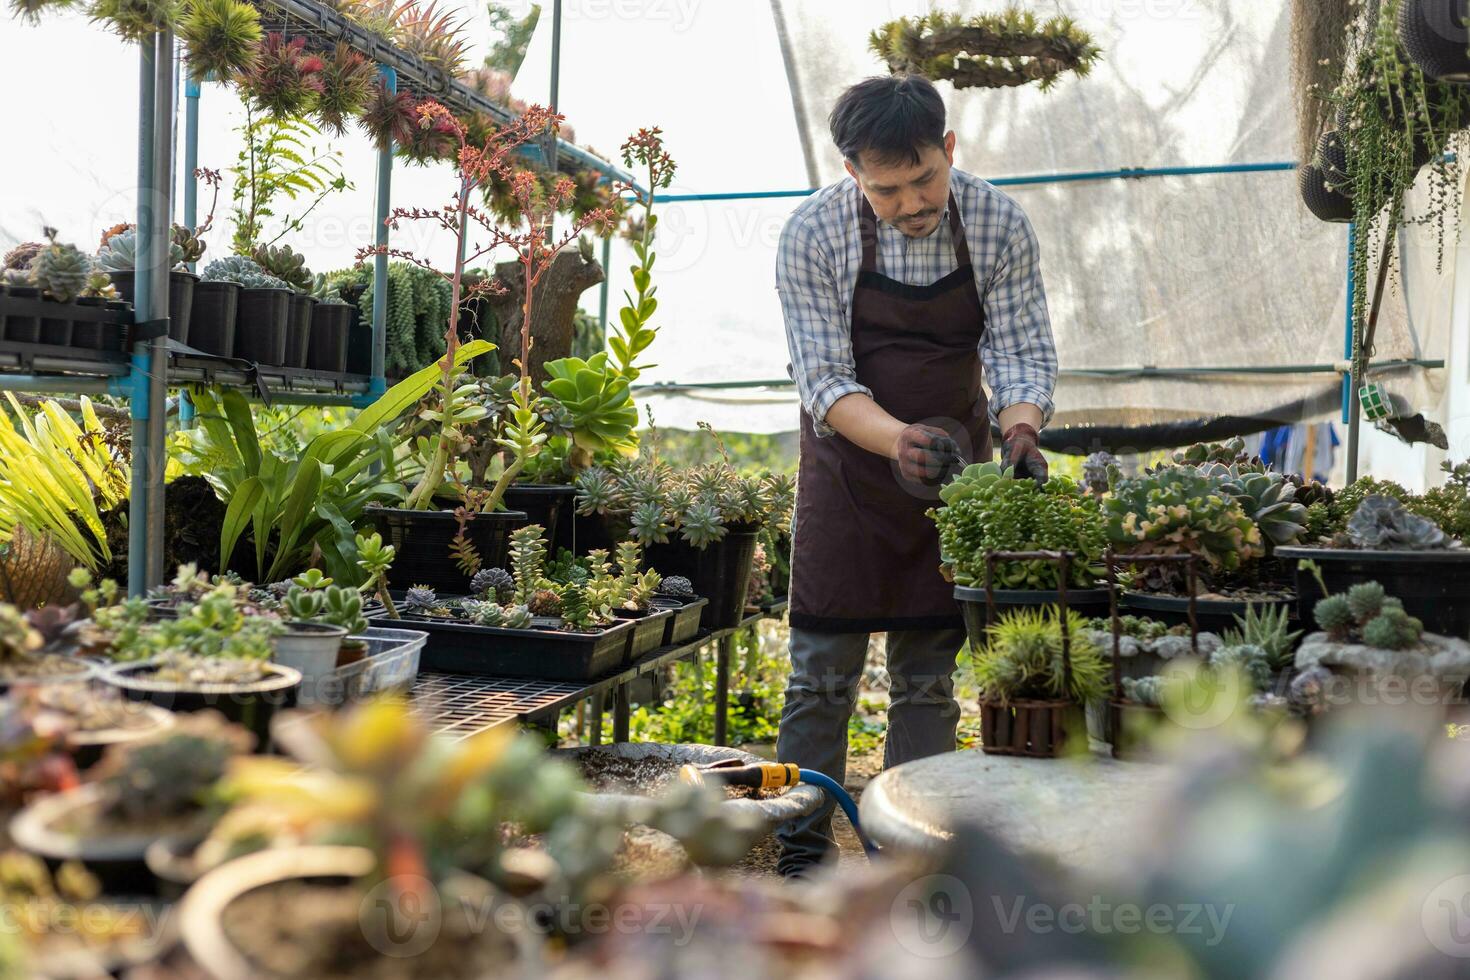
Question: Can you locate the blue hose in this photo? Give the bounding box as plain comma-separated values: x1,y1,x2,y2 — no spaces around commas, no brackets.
798,769,879,857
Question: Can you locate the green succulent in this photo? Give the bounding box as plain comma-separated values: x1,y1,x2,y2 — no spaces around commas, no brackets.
1345,582,1386,620
89,0,182,42
541,352,640,461
252,243,312,292
309,272,347,304
94,712,250,825
679,497,728,549
501,605,533,629
1222,603,1302,670
626,500,670,546
1313,594,1354,634
1103,466,1263,589
938,461,1029,506
200,254,288,291
1346,495,1451,550
573,467,623,517
559,582,596,629
467,601,505,627
508,524,548,606
762,472,797,533
29,232,91,304
1123,675,1167,707
1211,470,1307,548
1211,643,1273,692
1361,606,1424,650
179,0,261,81
95,229,186,274
1172,438,1261,470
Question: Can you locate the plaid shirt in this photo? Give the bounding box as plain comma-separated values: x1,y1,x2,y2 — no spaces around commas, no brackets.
776,169,1057,437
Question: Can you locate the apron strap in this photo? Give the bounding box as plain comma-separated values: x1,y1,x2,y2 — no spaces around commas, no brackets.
945,192,973,269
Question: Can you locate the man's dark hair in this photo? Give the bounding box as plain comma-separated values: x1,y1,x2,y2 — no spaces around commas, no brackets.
829,74,946,169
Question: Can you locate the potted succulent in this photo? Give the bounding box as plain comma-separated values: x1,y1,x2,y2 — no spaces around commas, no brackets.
1278,466,1470,637
545,540,671,663
306,273,353,372
199,255,291,365
931,462,1111,634
25,227,92,347
273,569,351,690
95,226,200,345
0,603,93,691
253,244,315,368
21,682,177,771
649,575,709,645
9,710,252,896
974,607,1108,758
358,102,614,596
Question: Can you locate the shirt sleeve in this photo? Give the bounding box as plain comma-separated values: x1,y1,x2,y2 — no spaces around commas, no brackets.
980,207,1058,425
777,212,870,437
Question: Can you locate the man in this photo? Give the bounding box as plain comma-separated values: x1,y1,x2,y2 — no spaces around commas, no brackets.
774,74,1057,876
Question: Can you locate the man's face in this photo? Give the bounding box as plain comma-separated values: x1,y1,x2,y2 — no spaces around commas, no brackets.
846,132,956,238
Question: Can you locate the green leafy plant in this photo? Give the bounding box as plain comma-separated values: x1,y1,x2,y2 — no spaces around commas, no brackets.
89,0,181,41
1415,461,1470,541
869,8,1101,91
354,531,397,619
607,127,676,382
1222,603,1303,670
313,41,376,136
1201,467,1307,549
508,524,547,607
228,112,349,256
541,352,639,469
180,0,261,82
236,32,323,119
283,583,367,634
973,607,1108,705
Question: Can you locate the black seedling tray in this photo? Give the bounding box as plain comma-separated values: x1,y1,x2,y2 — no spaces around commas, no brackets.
396,612,634,681
650,596,709,645
615,607,675,665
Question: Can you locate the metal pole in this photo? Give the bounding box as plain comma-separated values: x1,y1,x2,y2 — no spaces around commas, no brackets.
127,42,157,598
370,66,395,396
543,0,562,239
1342,223,1355,427
714,632,733,746
597,233,611,345
146,29,174,589
183,78,200,272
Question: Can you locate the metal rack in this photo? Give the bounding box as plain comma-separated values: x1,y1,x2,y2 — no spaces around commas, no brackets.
5,1,630,596
410,603,787,743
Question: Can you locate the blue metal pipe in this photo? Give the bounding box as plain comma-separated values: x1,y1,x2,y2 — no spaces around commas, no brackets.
127,42,157,598
798,769,878,857
0,376,115,394
183,78,200,275
1343,223,1356,425
369,65,395,400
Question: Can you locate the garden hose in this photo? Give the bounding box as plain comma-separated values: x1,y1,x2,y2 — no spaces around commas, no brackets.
677,762,880,857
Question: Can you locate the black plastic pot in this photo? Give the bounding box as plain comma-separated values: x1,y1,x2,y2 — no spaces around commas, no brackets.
649,595,709,645
1121,591,1296,637
4,284,41,342
504,484,578,557
366,504,529,594
614,606,675,665
1316,130,1351,193
65,703,176,771
954,586,1114,651
1277,545,1470,638
409,614,634,681
645,525,760,630
189,280,239,356
0,282,6,337
286,292,314,368
108,270,195,344
1400,0,1470,82
306,301,352,373
572,510,622,556
40,299,73,347
346,321,372,375
71,296,108,349
99,659,301,747
1299,163,1354,223
234,286,291,365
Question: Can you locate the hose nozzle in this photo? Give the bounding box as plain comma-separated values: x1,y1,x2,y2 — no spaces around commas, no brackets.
677,761,801,790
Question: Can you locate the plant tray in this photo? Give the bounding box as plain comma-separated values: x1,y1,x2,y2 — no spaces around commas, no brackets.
302,626,427,707
979,698,1084,758
615,607,675,665
1276,545,1470,640
1121,590,1296,635
650,596,709,645
395,613,634,682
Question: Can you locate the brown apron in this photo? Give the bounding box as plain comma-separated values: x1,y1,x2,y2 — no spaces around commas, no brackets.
788,190,991,633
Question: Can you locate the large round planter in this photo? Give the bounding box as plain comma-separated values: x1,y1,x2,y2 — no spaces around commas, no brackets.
1121,590,1295,637
0,657,95,695
1400,0,1470,82
954,585,1112,652
1299,164,1354,223
306,301,352,373
4,284,41,342
503,483,578,557
99,659,300,747
1277,545,1470,639
190,279,240,356
645,524,760,630
233,286,291,366
10,784,209,896
108,269,195,345
366,503,529,594
272,621,348,697
65,701,176,771
285,292,314,368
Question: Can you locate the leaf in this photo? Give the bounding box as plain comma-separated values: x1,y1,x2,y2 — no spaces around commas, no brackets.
221,477,265,572
619,307,639,333
351,338,493,434
268,457,323,580
220,390,262,474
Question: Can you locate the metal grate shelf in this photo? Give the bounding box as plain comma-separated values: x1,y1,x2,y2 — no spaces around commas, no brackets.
410,671,588,742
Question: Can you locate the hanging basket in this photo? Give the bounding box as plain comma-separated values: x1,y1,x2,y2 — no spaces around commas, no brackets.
979,698,1084,758
1316,130,1352,193
1399,0,1470,83
1298,164,1354,223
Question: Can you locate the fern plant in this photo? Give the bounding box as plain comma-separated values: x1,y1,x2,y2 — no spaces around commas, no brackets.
229,112,349,255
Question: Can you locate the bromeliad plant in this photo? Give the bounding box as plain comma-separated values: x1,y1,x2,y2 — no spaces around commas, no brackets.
356,102,617,516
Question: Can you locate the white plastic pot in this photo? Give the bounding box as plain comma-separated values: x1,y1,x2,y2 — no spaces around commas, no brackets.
272,621,347,699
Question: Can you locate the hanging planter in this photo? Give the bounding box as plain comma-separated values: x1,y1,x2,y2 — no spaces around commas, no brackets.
1398,0,1470,82
1316,130,1352,192
1298,163,1354,222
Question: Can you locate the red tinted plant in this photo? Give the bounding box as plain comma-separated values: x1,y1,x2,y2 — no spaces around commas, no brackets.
238,33,325,118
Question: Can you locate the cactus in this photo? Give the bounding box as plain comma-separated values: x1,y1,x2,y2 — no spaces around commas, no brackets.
528,589,562,617
1361,606,1423,650
404,585,438,613
658,576,694,598
29,230,91,303
251,243,312,292
501,605,533,629
1346,495,1451,550
1313,594,1354,635
94,229,185,274
1345,582,1386,620
470,567,514,603
509,524,548,606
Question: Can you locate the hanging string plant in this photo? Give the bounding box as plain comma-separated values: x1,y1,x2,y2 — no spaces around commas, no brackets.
314,41,377,136
179,0,261,82
1290,0,1356,162
868,8,1100,91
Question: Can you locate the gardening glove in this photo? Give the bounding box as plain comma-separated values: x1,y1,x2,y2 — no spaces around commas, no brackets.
895,423,960,485
1002,422,1048,486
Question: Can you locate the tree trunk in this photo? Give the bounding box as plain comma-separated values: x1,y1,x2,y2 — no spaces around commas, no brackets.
489,249,604,388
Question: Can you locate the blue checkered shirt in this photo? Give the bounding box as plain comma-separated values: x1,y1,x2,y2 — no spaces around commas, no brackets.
776,169,1057,437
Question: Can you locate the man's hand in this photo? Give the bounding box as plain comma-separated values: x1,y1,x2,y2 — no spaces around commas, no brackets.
1002,422,1048,485
894,424,960,484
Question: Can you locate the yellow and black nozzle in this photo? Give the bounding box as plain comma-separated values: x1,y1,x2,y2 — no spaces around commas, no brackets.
677,759,802,791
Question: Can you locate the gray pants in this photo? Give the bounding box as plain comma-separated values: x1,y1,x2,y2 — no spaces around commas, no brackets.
775,626,965,875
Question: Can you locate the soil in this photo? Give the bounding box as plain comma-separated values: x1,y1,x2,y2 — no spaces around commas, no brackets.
39,684,162,732
99,475,227,582
221,880,519,980
575,752,785,801
0,654,90,682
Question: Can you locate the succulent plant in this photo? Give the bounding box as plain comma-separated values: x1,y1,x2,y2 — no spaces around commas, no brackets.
1345,581,1386,620
1171,437,1260,470
2,241,44,273
573,467,622,517
1211,470,1307,548
94,229,185,274
1346,495,1451,550
679,497,728,549
528,589,563,617
1104,466,1263,590
470,567,514,603
657,576,694,598
82,270,118,299
541,351,640,462
1081,451,1118,495
501,605,533,629
1314,594,1354,634
1222,603,1302,670
974,607,1109,704
1312,579,1424,651
201,254,262,283
467,601,505,627
180,0,262,81
284,584,365,634
92,711,253,825
404,585,438,613
629,500,672,546
762,472,797,533
309,272,347,304
28,230,91,303
1288,664,1333,716
1361,605,1423,650
1211,643,1273,691
251,243,312,292
559,582,596,629
509,524,548,607
1122,675,1166,707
